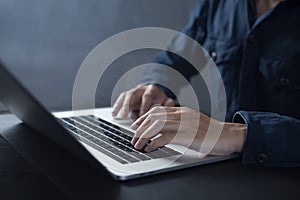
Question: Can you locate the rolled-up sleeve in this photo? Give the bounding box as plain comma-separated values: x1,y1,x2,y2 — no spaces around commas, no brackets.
233,111,300,167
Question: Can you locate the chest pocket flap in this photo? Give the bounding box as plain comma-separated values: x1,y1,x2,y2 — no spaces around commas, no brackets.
259,56,300,90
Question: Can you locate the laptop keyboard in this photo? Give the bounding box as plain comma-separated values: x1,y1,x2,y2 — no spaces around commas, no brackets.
59,115,181,164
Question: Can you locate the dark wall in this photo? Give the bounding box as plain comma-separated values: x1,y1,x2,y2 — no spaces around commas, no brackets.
0,0,197,111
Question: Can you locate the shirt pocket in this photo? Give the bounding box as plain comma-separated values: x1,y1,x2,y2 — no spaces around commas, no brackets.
259,56,300,90
202,37,242,66
201,38,243,117
258,55,300,118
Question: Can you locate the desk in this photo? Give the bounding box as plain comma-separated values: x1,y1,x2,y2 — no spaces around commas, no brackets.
0,113,299,200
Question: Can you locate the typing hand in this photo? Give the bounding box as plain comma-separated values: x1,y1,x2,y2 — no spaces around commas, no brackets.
130,106,246,155
112,84,175,118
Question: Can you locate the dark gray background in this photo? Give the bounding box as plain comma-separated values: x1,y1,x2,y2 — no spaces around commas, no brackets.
0,0,198,112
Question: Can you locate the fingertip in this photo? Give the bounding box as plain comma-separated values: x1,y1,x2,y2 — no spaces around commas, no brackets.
144,146,151,152
111,110,117,117
145,145,155,152
112,104,122,116
121,110,128,118
130,123,138,130
134,143,140,150
131,137,138,145
134,139,146,150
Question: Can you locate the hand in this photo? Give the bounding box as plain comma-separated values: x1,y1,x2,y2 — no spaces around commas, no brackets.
130,106,246,155
112,84,175,118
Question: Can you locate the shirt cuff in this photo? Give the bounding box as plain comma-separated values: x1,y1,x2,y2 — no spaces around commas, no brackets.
232,111,285,167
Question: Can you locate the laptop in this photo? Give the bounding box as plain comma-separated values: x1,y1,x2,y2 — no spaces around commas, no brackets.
0,60,238,180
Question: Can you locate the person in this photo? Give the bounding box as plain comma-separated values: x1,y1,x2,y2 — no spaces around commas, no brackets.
112,0,300,167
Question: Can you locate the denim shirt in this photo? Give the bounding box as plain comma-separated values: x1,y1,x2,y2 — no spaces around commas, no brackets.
142,0,300,167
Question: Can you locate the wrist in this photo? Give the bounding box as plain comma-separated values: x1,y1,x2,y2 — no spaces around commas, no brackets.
224,122,247,153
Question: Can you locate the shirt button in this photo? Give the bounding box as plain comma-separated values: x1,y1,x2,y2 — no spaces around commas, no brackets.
248,34,256,43
256,153,268,165
280,77,290,87
211,51,217,60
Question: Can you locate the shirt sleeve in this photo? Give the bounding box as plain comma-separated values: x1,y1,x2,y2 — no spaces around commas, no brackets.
140,0,209,99
233,111,300,167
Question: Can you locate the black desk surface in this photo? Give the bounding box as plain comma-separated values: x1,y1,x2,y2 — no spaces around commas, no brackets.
0,114,299,200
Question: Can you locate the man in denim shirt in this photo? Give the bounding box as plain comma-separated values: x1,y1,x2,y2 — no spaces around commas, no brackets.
112,0,300,167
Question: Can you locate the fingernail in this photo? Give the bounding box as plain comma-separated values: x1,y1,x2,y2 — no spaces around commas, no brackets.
134,141,143,150
130,123,138,130
134,144,141,150
131,137,138,145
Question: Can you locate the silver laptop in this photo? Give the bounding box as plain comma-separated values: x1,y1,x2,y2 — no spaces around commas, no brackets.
0,60,238,180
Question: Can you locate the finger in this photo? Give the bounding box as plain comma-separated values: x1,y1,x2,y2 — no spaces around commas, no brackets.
131,110,164,131
112,93,126,117
132,113,160,140
133,120,164,149
121,90,137,117
130,113,149,130
164,98,175,107
131,106,178,130
139,92,153,116
144,132,175,152
134,120,179,149
131,136,139,145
